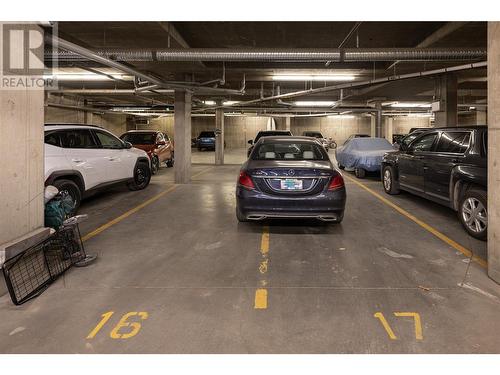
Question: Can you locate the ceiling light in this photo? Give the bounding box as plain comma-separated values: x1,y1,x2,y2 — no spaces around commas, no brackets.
327,115,355,119
294,101,336,107
273,75,355,82
223,101,240,106
203,100,216,106
390,102,431,108
43,73,132,81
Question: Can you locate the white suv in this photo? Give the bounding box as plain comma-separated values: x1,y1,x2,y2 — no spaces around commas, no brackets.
44,124,151,211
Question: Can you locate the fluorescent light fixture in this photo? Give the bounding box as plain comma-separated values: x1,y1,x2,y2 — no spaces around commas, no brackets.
223,101,240,105
203,100,216,106
327,115,355,119
469,106,476,110
294,101,336,107
273,75,355,82
43,73,132,81
390,102,431,108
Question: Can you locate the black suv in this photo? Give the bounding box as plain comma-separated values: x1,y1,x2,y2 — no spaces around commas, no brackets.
381,126,487,240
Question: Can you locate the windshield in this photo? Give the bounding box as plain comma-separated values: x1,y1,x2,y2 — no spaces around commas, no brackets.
305,132,323,138
121,133,156,145
255,131,292,142
401,132,423,148
199,131,215,138
252,141,327,160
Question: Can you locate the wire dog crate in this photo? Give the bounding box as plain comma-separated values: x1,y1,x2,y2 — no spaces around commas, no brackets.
2,225,86,305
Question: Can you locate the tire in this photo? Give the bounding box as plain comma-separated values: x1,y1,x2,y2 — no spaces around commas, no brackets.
458,187,487,240
166,152,174,168
151,156,160,175
236,207,248,222
355,168,366,179
127,162,151,191
53,179,81,214
382,165,400,195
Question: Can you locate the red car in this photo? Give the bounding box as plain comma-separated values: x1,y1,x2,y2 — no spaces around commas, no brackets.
120,130,174,174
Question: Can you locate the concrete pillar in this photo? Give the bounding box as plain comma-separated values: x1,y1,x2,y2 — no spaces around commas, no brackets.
215,107,224,165
487,22,500,283
375,104,383,137
0,23,45,247
174,90,192,184
477,110,487,125
370,115,376,137
285,116,291,131
385,117,394,143
434,74,458,127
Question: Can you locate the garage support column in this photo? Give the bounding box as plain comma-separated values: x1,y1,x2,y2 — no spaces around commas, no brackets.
215,106,224,165
385,117,393,143
370,115,376,137
434,74,458,127
174,89,192,184
0,23,45,247
375,104,383,138
487,22,500,284
285,116,291,131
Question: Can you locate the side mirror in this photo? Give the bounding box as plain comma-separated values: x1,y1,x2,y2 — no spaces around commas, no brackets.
248,140,253,145
124,141,133,149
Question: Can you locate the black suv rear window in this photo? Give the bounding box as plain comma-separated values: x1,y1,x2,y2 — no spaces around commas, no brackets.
199,131,215,138
436,132,471,154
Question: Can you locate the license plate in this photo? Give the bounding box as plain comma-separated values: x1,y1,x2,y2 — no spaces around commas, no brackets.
280,178,303,190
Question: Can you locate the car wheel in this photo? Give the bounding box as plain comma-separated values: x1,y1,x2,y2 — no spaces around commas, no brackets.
382,166,400,195
127,162,151,191
236,207,248,222
151,156,160,175
355,168,366,178
53,179,81,214
166,152,174,168
458,188,487,240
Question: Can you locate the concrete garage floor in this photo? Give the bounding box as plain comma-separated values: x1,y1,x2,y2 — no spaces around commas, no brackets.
0,148,498,353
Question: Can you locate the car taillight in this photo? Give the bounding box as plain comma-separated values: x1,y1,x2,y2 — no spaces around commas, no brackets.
238,171,255,189
328,174,344,190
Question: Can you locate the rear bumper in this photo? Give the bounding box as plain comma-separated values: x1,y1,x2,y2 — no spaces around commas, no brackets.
236,186,346,221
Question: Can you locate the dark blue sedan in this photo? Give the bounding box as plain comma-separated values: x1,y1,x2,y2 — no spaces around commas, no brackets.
196,131,216,151
236,136,346,223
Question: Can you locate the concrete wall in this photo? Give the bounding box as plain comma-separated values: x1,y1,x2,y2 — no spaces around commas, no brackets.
392,117,432,134
292,116,371,145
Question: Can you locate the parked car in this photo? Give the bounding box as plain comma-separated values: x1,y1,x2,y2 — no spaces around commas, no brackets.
120,130,174,174
302,131,331,151
336,137,395,178
196,131,216,151
236,136,346,223
381,126,487,240
342,133,370,146
44,124,151,212
393,128,430,149
247,130,292,157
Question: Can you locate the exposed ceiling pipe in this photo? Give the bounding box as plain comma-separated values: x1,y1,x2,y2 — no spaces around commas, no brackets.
326,22,363,67
193,61,487,113
46,47,486,62
45,35,244,95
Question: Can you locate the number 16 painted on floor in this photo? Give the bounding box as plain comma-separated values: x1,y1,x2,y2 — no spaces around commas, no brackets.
87,311,149,339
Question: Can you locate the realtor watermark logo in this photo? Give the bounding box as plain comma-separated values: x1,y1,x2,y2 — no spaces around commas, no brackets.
1,22,58,90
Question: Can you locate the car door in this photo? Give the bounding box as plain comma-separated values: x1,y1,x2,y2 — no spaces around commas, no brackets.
424,131,471,201
92,129,135,182
58,128,108,190
398,132,439,193
155,133,168,163
163,133,174,160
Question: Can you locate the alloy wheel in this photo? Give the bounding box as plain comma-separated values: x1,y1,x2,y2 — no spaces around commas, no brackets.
461,197,487,233
383,169,391,191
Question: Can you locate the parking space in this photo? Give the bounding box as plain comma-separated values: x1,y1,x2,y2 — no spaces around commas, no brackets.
1,151,498,353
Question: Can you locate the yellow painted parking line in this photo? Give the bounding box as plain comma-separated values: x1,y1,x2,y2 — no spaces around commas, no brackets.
254,288,268,309
343,174,487,268
192,166,214,179
260,225,270,256
82,185,177,242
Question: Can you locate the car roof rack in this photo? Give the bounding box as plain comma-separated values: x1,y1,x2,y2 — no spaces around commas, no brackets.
44,123,104,129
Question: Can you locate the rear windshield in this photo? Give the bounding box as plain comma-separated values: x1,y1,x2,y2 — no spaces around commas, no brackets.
255,131,292,142
252,141,327,161
199,131,215,138
121,133,156,145
304,132,323,138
